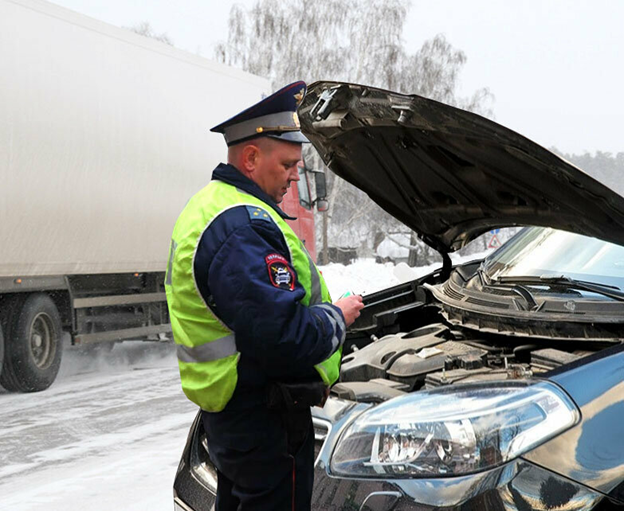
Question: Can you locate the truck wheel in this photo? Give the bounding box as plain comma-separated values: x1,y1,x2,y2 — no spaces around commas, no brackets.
0,294,63,392
0,296,25,392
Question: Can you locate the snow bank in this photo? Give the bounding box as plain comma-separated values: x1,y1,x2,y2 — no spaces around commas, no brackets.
319,250,493,298
319,258,401,298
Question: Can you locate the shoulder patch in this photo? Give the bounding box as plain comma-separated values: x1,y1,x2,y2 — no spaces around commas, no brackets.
246,206,273,223
265,253,295,291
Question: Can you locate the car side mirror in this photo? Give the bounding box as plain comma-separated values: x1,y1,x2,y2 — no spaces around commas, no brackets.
316,199,329,212
314,171,327,200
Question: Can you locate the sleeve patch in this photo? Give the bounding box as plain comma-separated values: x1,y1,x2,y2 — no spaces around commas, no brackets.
246,206,273,223
266,253,295,291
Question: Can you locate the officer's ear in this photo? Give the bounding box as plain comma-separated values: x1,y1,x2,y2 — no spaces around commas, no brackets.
240,143,261,174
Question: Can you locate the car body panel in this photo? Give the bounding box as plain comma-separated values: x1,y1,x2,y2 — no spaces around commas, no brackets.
299,81,624,253
525,344,624,501
311,459,612,510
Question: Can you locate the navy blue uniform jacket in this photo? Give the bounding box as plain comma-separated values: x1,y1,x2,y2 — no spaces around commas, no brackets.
197,164,345,448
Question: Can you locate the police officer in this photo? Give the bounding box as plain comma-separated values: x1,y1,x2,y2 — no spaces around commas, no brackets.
165,81,364,511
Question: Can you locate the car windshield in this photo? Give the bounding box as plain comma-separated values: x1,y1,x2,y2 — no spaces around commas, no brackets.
483,227,624,290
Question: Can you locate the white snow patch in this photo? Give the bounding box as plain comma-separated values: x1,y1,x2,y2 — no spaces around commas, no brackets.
0,419,196,511
319,250,493,298
0,342,197,511
319,258,401,298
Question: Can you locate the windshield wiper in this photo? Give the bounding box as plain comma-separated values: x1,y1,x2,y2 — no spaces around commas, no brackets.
476,266,538,310
494,275,624,302
476,266,492,286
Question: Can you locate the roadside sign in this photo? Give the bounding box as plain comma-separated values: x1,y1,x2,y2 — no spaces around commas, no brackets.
488,235,502,249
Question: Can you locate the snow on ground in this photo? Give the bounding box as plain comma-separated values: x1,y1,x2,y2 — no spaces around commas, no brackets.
0,255,495,510
0,341,197,511
319,258,402,298
318,250,493,298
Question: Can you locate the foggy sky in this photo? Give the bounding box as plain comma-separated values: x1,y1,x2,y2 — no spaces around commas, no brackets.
48,0,624,155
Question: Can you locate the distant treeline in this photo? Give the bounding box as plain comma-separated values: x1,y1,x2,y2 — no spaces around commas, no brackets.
554,149,624,196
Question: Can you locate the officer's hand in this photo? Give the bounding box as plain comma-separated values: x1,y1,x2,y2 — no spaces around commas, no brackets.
334,294,364,327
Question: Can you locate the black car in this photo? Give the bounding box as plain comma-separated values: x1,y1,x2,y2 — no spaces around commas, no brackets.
174,82,624,511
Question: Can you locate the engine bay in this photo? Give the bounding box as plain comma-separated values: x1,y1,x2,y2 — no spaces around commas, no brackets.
332,278,604,404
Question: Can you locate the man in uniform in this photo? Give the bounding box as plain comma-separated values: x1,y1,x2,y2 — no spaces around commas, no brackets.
165,81,364,511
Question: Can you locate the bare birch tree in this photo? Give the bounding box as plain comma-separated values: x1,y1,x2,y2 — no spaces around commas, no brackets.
215,0,493,264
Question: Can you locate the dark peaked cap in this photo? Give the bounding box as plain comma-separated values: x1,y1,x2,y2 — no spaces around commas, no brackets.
211,81,309,146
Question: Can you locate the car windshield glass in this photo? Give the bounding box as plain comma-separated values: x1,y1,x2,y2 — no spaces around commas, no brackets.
483,227,624,290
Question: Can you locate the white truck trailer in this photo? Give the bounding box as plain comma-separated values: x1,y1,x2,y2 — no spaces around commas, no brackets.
0,0,272,391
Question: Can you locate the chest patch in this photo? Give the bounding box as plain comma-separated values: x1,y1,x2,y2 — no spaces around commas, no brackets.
265,253,295,291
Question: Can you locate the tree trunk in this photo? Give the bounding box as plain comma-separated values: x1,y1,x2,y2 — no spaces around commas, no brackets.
408,231,419,267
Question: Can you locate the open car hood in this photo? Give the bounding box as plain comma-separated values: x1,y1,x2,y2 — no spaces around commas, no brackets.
300,81,624,253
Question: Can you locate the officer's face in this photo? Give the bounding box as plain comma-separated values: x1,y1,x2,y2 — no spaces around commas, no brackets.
253,139,302,203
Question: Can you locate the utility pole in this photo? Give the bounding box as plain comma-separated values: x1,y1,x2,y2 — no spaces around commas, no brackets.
322,210,329,265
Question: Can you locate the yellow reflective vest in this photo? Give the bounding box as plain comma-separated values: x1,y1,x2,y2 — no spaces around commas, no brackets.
165,178,343,412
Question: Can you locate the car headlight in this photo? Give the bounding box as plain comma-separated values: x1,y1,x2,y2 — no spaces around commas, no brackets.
330,381,579,478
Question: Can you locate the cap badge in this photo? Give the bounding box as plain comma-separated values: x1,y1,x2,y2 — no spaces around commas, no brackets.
292,112,300,128
294,88,305,105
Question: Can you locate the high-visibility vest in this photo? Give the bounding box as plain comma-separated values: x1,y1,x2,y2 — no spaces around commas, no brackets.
165,180,342,412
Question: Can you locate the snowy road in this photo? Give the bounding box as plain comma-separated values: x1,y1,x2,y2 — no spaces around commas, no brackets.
0,341,197,510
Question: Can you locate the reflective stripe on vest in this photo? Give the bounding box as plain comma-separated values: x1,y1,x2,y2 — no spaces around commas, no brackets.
176,334,237,363
304,244,323,305
165,180,341,411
